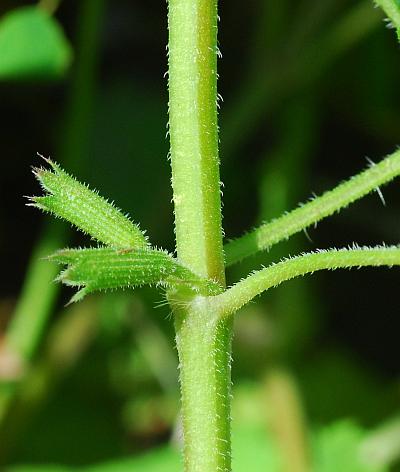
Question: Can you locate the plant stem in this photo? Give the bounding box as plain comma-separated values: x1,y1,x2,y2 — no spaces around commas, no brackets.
2,224,63,362
264,368,310,472
168,0,230,470
221,1,381,159
168,0,224,283
225,149,400,265
217,246,400,318
174,298,232,472
0,299,98,460
0,223,62,423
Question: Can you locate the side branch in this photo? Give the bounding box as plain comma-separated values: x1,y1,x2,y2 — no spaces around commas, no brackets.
224,149,400,265
216,246,400,318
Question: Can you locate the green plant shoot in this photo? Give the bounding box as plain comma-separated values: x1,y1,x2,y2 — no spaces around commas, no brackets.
26,0,400,470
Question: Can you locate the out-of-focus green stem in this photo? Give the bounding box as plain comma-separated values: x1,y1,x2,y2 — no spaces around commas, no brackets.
247,0,289,73
264,368,310,472
221,1,382,158
253,101,318,470
60,0,106,177
0,224,64,424
0,299,99,459
0,0,105,426
3,224,64,363
257,99,317,225
130,298,178,394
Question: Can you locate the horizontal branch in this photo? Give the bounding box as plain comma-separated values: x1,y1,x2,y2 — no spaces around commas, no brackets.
216,246,400,318
224,149,400,266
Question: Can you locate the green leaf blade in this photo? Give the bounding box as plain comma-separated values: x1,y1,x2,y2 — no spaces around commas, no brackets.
50,248,222,302
314,420,388,472
0,6,72,80
31,159,148,250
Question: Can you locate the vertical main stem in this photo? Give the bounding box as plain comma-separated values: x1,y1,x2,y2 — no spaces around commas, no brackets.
168,0,231,471
168,0,224,283
174,298,232,472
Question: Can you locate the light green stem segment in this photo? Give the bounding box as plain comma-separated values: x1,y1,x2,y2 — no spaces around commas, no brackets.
225,149,400,265
3,226,62,361
217,246,400,318
0,224,62,423
375,0,400,30
168,0,225,284
174,297,232,472
168,1,229,470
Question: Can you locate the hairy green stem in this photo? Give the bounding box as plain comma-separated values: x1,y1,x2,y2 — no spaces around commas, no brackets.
168,0,230,470
174,298,232,472
225,149,400,265
168,0,224,283
217,246,400,318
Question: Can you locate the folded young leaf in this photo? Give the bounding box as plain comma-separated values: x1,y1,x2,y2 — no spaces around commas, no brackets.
50,247,222,303
29,158,148,249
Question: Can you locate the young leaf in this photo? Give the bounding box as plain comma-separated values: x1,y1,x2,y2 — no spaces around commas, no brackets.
29,158,148,250
50,247,222,303
0,6,72,80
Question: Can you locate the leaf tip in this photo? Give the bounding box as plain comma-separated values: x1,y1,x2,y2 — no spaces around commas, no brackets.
36,152,52,166
67,288,88,305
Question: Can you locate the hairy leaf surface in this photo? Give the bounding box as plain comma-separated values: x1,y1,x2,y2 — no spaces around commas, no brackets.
51,247,222,303
30,158,148,249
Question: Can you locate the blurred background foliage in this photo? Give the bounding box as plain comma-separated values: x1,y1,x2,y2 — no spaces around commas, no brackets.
0,0,399,470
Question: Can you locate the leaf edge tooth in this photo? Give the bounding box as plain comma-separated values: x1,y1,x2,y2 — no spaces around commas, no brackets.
66,287,89,305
